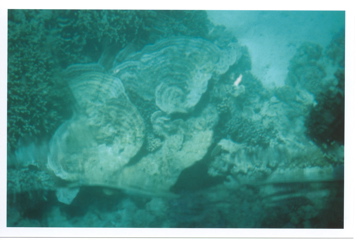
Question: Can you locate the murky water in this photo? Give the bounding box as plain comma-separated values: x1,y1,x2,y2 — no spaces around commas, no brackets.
7,10,344,228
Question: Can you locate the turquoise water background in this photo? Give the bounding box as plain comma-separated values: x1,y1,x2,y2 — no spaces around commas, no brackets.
208,11,345,87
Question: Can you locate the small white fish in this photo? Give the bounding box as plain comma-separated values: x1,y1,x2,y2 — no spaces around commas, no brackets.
112,67,120,74
233,74,243,87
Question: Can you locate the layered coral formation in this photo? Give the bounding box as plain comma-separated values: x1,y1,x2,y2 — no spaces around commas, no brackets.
117,106,217,195
7,10,211,153
47,67,145,184
47,36,228,196
113,37,240,114
8,10,344,228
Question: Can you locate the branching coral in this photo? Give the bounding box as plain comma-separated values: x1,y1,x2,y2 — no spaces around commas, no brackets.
223,116,277,147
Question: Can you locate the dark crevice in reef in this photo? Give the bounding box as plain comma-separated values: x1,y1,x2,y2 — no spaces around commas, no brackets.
7,190,57,226
125,143,148,167
61,186,127,218
305,69,344,147
171,141,225,194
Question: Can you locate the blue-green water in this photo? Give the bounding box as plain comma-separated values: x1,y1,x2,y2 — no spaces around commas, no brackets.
7,10,344,228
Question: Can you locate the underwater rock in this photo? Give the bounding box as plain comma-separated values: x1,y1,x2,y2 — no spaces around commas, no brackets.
112,37,241,114
56,187,80,205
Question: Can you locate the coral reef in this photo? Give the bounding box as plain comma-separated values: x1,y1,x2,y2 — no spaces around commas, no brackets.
113,37,241,114
145,133,163,152
305,29,345,148
112,105,218,195
7,10,344,228
285,42,326,95
325,29,345,68
47,35,228,197
47,67,145,183
208,139,282,181
223,116,277,147
7,9,211,153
